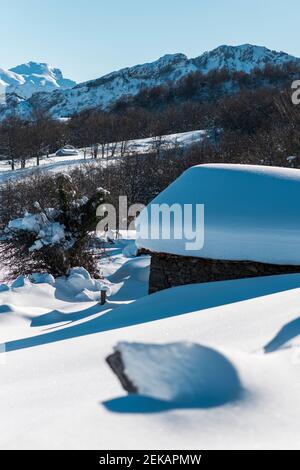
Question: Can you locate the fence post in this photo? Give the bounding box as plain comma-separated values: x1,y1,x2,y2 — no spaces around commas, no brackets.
101,289,107,306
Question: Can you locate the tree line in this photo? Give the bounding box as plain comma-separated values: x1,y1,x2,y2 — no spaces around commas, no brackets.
1,63,300,169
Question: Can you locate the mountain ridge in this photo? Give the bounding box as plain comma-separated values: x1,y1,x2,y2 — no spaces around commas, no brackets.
1,44,299,119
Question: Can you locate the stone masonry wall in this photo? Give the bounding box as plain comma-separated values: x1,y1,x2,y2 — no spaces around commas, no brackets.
141,251,300,294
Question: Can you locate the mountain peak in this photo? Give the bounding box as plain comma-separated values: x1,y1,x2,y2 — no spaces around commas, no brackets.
156,53,188,64
0,62,76,99
11,61,53,75
194,44,298,73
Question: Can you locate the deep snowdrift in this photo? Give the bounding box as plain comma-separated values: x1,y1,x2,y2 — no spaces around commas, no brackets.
137,164,300,264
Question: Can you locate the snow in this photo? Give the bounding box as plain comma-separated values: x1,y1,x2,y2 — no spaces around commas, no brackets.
136,164,300,265
8,211,66,252
29,273,55,286
11,275,32,289
126,130,206,153
0,284,9,292
75,288,105,302
0,262,300,448
197,44,298,74
66,267,112,300
0,231,300,449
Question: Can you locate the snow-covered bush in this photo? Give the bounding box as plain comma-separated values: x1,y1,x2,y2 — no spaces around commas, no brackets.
1,174,110,278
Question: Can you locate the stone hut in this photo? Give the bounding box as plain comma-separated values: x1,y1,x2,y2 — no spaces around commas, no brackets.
136,164,300,294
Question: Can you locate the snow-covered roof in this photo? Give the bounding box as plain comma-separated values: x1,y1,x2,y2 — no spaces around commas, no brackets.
136,164,300,265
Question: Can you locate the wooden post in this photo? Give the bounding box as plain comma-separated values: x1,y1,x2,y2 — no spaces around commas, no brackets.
101,289,107,306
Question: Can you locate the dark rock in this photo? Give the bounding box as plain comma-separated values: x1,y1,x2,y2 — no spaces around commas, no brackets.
106,351,138,394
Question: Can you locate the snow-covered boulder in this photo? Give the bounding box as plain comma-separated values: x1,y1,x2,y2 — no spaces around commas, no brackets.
66,267,93,292
106,342,242,406
66,267,111,301
136,164,300,265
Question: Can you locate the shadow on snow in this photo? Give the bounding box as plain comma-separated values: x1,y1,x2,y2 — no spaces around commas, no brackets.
3,273,300,353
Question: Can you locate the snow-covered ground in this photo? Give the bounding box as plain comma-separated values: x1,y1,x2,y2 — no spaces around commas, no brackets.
0,130,206,183
1,233,300,450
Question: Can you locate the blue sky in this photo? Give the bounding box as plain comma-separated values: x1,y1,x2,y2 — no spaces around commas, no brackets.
1,0,299,83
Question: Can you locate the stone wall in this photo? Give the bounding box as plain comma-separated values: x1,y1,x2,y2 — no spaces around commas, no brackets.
141,251,300,294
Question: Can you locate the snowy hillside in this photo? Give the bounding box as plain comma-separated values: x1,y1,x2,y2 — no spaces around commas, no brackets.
0,129,205,183
2,44,299,119
1,236,300,449
0,61,75,99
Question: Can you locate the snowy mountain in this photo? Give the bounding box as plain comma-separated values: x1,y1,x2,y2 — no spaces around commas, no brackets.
193,44,298,74
1,44,299,119
0,61,76,99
